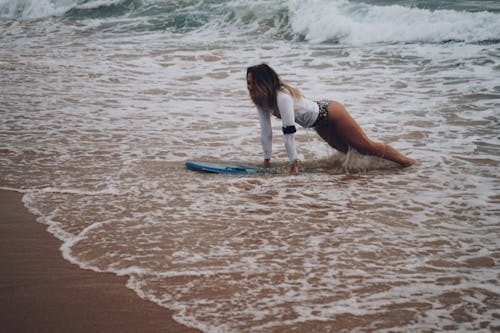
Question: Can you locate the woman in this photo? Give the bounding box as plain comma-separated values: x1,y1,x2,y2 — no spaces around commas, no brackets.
246,63,415,175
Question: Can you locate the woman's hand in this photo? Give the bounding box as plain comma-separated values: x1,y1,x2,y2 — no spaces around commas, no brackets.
290,160,299,175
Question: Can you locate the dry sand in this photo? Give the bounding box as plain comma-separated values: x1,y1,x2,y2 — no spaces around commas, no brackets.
0,190,201,333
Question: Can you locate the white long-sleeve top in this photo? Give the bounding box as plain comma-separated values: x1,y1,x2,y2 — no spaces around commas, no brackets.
257,91,320,163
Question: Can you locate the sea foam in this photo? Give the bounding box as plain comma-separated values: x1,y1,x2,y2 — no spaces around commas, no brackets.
2,0,500,45
288,0,500,44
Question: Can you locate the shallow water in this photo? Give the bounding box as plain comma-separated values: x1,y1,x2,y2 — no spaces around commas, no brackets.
1,0,499,332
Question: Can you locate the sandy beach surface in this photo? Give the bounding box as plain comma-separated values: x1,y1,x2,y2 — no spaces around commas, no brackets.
0,189,200,333
1,1,499,331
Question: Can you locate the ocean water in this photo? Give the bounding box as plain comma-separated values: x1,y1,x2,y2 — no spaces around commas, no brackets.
1,0,499,332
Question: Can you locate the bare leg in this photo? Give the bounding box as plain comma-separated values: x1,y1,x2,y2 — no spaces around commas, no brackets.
316,101,415,167
314,117,349,154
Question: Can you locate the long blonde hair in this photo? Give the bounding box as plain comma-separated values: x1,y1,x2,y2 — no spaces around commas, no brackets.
247,64,303,113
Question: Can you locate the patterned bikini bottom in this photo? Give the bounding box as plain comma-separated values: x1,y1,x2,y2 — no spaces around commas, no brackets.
313,100,329,129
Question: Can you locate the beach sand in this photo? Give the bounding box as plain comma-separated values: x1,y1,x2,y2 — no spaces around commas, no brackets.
0,189,201,333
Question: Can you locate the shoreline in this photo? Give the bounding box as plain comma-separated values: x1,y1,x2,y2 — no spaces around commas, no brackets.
0,189,201,333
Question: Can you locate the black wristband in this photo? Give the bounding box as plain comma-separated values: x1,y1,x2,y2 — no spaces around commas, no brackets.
282,125,297,135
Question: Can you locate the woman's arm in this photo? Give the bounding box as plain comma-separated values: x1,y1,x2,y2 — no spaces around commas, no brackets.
277,92,299,166
257,107,272,164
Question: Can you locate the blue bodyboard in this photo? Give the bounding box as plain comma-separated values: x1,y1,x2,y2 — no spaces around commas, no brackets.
185,161,264,175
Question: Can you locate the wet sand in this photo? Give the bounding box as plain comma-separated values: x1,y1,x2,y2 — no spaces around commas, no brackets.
0,189,201,333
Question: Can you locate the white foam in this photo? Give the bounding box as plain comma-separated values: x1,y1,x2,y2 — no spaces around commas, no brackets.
0,0,74,19
288,0,500,44
0,0,132,19
22,192,76,242
4,0,499,46
37,186,125,196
